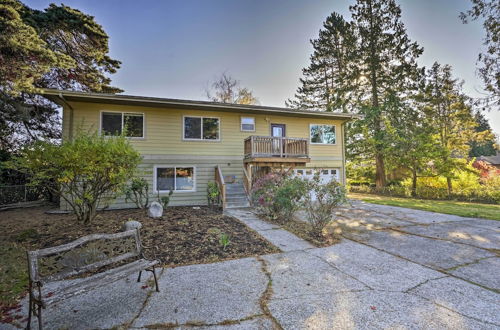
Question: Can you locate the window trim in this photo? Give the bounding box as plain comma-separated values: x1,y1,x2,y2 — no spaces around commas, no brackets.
182,115,221,141
309,123,337,145
99,110,146,139
153,165,196,193
240,116,256,132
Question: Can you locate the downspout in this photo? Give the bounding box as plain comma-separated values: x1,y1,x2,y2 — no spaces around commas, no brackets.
57,93,74,141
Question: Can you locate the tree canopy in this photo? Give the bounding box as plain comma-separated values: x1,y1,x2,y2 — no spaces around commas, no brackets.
288,0,498,193
206,72,259,105
0,0,121,150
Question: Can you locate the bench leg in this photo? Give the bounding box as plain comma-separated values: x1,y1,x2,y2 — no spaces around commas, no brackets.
152,266,160,292
26,294,32,330
137,271,142,283
37,303,42,330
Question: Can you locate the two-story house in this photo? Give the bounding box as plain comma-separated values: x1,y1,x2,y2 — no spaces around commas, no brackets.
43,89,356,209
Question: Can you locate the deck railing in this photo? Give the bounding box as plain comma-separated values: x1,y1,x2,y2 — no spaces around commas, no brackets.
244,136,309,159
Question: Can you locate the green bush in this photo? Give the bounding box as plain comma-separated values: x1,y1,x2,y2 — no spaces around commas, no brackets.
11,132,141,224
251,172,307,222
302,174,347,234
158,189,174,209
349,167,500,204
124,177,149,209
207,181,220,207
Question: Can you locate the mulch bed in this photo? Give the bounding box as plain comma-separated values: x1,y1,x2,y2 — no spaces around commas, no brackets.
0,205,279,309
259,215,341,247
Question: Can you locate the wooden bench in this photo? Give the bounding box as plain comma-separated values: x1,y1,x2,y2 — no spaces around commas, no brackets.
26,229,159,330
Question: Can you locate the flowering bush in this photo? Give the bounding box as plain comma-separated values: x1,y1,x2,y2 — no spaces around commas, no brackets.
251,172,307,222
302,174,347,234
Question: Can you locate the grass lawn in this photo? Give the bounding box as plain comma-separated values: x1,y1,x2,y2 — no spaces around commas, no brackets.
349,193,500,221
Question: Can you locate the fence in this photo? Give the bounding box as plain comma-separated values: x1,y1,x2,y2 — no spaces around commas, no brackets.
0,185,47,206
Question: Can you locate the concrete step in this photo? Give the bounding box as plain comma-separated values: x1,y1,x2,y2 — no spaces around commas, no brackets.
226,201,250,208
226,196,249,204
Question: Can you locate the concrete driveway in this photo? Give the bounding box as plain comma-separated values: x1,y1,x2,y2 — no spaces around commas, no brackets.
4,203,499,329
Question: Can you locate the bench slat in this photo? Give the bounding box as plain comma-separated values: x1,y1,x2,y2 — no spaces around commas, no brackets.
40,259,159,305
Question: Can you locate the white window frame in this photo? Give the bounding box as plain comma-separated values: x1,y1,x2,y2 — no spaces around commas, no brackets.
99,110,145,139
153,165,196,193
309,124,336,145
240,116,256,132
182,115,221,141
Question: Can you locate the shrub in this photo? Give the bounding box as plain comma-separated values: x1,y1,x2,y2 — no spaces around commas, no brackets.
302,174,347,234
11,132,141,224
251,172,307,222
158,190,174,209
124,177,149,209
207,181,220,207
219,233,231,250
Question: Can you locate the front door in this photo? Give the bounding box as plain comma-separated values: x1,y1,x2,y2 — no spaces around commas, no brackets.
271,124,286,138
271,124,286,156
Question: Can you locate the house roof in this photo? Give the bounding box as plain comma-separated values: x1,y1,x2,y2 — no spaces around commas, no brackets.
477,152,500,165
41,89,358,121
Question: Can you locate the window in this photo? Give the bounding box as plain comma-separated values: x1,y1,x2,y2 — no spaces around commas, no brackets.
155,166,195,192
310,124,336,144
241,117,255,131
101,112,144,138
184,116,220,140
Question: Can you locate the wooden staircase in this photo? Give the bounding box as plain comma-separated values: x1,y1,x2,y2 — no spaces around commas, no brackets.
225,183,250,209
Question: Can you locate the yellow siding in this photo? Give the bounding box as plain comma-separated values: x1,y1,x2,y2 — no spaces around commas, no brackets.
66,101,345,168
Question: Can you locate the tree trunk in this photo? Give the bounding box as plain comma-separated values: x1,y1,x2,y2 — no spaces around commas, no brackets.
446,177,452,197
375,152,386,190
411,169,417,197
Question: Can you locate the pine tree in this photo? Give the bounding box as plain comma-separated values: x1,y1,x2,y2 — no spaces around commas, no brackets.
469,111,497,157
348,0,423,189
286,13,356,112
422,62,478,195
0,0,122,149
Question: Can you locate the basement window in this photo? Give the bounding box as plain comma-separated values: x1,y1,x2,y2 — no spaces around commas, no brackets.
155,166,195,192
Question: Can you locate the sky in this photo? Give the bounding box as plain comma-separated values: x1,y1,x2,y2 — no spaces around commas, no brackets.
25,0,499,136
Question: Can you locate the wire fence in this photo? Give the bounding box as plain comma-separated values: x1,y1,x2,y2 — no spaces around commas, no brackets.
0,184,47,206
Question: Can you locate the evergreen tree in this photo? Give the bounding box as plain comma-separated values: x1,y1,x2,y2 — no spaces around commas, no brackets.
348,0,423,189
289,0,423,189
0,0,121,149
286,13,356,112
385,89,437,196
469,111,497,157
421,63,478,195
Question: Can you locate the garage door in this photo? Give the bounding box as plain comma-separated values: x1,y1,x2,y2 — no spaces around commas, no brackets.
293,168,340,183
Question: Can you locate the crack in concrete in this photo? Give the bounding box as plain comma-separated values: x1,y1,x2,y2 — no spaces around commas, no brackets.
403,275,449,293
406,290,500,328
303,250,375,290
134,314,266,329
124,268,166,329
390,227,497,253
344,236,500,294
444,256,497,272
256,256,284,330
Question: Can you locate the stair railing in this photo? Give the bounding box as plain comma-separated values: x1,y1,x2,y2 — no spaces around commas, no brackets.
215,165,226,209
242,166,251,202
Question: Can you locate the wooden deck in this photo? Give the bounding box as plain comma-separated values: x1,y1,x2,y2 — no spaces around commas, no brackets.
243,136,310,165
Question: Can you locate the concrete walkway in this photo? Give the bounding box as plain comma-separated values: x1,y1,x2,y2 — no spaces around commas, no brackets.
5,204,499,329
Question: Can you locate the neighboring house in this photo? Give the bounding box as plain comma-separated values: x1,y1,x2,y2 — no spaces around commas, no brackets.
43,89,357,209
476,152,500,170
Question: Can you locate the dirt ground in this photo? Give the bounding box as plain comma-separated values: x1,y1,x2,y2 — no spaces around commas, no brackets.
0,205,279,308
